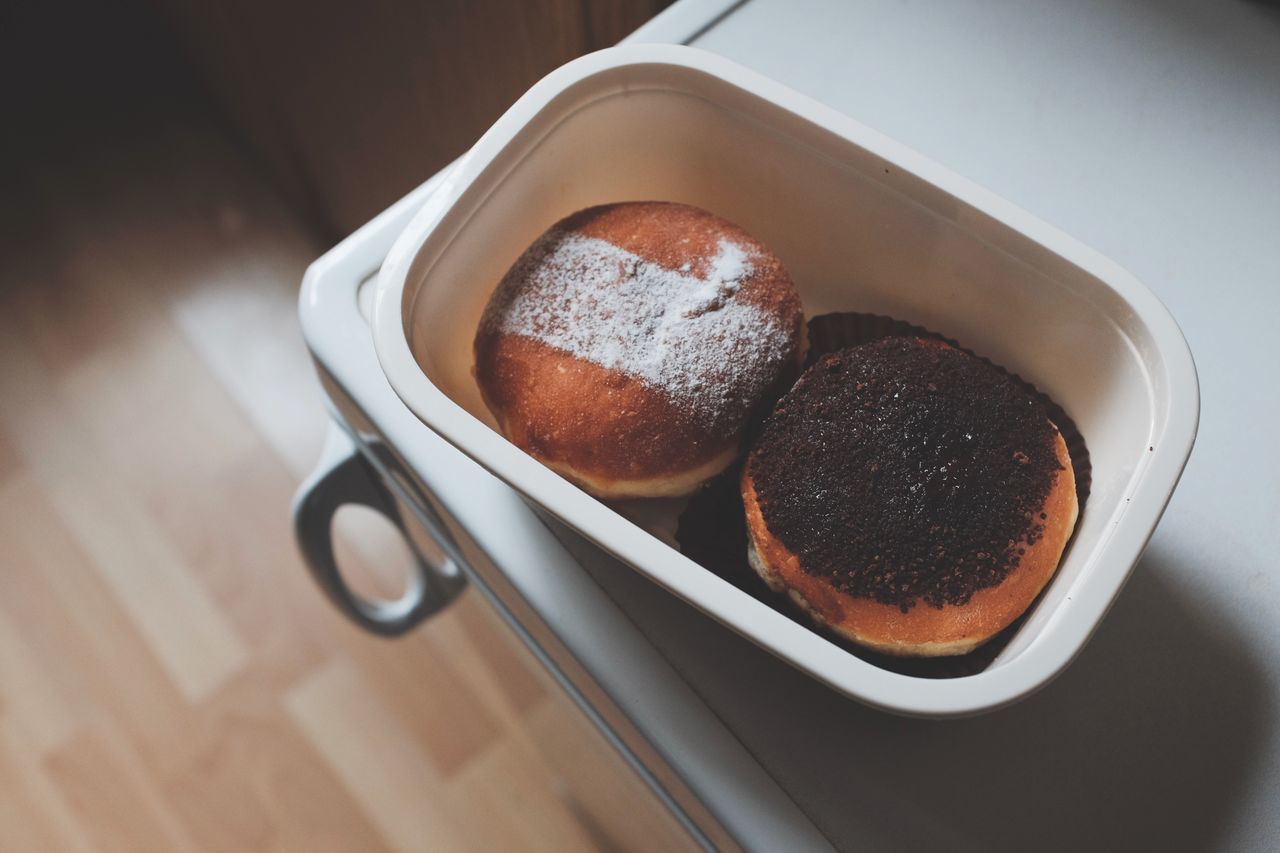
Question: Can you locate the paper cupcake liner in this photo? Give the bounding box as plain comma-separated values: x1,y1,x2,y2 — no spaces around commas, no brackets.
675,312,1091,680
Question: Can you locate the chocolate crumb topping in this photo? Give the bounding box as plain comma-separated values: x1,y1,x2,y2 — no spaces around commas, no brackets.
747,337,1064,611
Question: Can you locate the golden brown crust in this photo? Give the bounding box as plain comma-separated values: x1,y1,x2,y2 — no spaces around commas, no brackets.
741,428,1078,656
475,202,804,499
476,335,741,495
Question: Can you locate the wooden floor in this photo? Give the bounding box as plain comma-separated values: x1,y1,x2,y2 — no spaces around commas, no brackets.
0,80,687,852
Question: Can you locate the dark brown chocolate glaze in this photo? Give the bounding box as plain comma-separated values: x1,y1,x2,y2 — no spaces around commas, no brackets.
677,312,1090,679
746,336,1064,612
807,312,1091,507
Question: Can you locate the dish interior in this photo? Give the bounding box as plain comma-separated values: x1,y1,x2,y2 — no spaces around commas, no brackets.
402,63,1163,671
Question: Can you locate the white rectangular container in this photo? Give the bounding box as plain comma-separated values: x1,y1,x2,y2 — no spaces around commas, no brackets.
372,45,1198,717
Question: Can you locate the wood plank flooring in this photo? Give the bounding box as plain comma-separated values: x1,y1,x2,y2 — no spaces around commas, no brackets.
0,88,690,852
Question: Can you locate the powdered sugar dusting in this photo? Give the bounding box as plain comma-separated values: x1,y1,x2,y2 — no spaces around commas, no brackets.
481,229,793,431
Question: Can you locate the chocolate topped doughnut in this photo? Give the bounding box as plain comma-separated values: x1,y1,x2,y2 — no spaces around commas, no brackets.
741,337,1078,656
475,202,805,499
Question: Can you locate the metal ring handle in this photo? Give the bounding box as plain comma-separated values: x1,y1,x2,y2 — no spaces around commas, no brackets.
292,423,462,636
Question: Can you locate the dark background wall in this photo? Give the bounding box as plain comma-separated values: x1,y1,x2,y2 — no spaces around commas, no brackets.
3,0,671,239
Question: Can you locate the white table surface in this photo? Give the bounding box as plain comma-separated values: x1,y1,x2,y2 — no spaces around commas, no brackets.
580,0,1278,850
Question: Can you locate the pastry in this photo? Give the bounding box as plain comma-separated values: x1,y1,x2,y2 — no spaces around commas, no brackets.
742,337,1078,656
476,201,805,499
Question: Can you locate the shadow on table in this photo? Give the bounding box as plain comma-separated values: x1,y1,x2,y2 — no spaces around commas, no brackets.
781,543,1272,852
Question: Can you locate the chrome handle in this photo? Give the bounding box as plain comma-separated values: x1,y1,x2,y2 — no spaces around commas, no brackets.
292,423,465,636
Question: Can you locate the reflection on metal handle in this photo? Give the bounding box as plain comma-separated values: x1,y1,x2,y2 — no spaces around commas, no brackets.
292,423,465,636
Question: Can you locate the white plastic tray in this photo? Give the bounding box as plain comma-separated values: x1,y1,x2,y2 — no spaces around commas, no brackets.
372,44,1198,717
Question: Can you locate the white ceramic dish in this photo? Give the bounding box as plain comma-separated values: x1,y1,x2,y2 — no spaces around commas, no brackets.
372,44,1198,717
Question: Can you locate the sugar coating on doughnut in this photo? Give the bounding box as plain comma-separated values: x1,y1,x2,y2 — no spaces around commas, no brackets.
479,220,795,434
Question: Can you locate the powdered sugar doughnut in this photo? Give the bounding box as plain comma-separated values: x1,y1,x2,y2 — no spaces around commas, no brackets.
474,201,805,499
